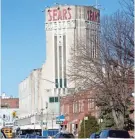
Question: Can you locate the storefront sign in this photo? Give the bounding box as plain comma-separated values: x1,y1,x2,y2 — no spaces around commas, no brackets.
47,7,100,23
48,8,72,21
87,10,100,22
5,122,14,126
56,121,63,124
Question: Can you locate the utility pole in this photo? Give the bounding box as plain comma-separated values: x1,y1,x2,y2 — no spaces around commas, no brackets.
84,119,85,138
84,117,88,138
52,112,54,129
58,89,61,132
39,78,60,132
41,108,44,136
45,102,48,131
94,0,104,10
95,0,98,9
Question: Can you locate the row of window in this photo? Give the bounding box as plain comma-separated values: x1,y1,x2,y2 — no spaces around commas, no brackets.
54,35,67,89
73,99,95,113
55,79,67,88
73,100,84,113
49,97,59,103
61,99,96,114
88,98,95,110
61,105,69,114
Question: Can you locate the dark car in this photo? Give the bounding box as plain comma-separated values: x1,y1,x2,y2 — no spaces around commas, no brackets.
54,131,74,138
90,133,100,138
99,129,130,138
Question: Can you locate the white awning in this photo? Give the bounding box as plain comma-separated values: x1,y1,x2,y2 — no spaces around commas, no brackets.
69,119,78,124
19,123,59,130
132,93,135,97
20,124,41,130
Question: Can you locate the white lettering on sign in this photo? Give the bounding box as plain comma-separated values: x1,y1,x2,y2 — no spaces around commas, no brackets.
5,123,14,126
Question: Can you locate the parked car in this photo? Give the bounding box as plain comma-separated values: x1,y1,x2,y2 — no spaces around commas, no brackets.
99,129,130,138
54,131,74,138
90,133,100,138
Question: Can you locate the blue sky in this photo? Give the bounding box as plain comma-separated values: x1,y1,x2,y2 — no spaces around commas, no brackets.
2,0,122,97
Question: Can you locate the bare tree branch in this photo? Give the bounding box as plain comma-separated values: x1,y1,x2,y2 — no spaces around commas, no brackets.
68,10,134,129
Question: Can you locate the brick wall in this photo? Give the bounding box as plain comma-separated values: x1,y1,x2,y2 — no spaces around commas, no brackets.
60,86,134,134
0,98,19,108
60,90,99,132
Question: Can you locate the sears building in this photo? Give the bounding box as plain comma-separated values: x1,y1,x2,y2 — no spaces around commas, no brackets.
43,5,100,95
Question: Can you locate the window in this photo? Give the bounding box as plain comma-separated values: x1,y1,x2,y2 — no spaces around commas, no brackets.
73,102,78,113
109,130,130,138
59,46,62,88
62,133,74,138
67,105,69,113
55,97,58,102
73,103,75,113
79,100,84,112
100,131,108,138
54,36,58,88
55,133,60,138
61,105,64,114
49,97,54,103
78,100,81,112
88,98,95,110
49,97,58,103
63,35,67,88
74,102,78,113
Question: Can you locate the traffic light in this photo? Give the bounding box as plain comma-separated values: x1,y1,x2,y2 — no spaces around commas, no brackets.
12,111,16,118
3,114,5,119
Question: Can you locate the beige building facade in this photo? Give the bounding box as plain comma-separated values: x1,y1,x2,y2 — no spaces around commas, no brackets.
17,5,100,130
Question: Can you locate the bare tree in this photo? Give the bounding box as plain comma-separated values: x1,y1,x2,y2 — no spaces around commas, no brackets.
119,0,134,18
68,10,134,130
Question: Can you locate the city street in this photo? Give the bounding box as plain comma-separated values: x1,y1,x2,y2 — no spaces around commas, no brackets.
1,0,134,138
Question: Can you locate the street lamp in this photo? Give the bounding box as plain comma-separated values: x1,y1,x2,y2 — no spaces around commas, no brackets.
84,116,88,138
132,93,135,97
31,76,62,134
40,96,48,136
40,107,44,136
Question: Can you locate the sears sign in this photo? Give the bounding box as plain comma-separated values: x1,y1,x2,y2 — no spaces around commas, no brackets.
48,7,72,21
47,6,100,23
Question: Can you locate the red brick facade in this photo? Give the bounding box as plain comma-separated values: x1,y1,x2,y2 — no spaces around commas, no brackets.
0,97,19,108
60,90,99,133
60,86,134,136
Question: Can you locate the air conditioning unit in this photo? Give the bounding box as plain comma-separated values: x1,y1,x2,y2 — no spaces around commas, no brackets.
46,89,50,92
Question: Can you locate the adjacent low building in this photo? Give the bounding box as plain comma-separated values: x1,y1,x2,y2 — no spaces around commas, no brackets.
60,90,99,134
17,68,60,130
0,93,19,129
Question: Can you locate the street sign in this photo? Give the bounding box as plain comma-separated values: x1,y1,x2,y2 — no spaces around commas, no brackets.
43,122,47,125
84,117,88,120
56,115,65,124
56,115,65,121
5,122,14,127
56,121,63,124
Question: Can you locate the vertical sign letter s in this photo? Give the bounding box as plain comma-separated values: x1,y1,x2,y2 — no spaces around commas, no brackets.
48,10,52,21
68,9,71,19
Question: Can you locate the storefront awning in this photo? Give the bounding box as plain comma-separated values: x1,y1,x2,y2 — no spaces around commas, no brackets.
69,119,79,124
70,113,85,124
61,120,68,125
56,115,65,121
20,125,41,130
